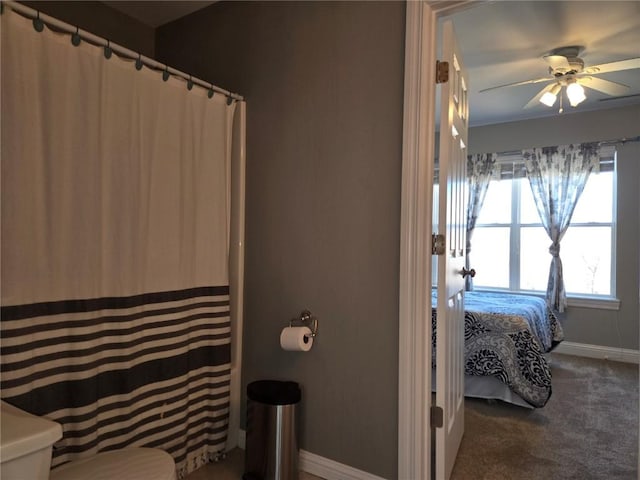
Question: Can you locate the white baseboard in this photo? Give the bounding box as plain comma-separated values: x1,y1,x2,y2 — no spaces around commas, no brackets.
299,450,387,480
553,341,639,364
237,430,386,480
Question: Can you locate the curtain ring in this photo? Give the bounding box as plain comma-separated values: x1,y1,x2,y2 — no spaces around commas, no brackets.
135,53,143,71
187,76,194,91
226,96,234,106
104,40,112,59
162,66,170,82
71,26,81,46
33,11,44,32
207,84,214,99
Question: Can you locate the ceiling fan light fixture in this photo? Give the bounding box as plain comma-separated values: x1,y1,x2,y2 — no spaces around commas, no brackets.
566,81,586,107
540,84,562,107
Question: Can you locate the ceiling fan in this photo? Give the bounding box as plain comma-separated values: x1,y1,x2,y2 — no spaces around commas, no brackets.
480,46,640,111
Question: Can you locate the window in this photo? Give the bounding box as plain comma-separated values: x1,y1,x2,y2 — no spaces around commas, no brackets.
470,153,616,298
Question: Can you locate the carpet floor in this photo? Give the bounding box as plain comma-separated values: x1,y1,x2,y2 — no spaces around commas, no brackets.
449,353,638,480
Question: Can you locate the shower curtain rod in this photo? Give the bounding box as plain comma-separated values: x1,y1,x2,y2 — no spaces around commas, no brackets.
3,1,244,102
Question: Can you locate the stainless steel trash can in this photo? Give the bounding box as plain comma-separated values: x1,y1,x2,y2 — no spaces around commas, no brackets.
243,380,301,480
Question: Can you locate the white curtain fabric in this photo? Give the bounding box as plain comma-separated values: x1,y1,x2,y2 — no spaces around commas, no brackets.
2,9,232,304
1,7,237,477
523,143,600,312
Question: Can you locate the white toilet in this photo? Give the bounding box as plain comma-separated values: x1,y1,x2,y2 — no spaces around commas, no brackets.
0,400,176,480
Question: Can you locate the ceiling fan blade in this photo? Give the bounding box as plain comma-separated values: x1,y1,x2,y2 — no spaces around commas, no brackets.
524,83,556,109
579,76,630,96
479,77,550,93
599,93,640,103
584,57,640,74
543,55,571,70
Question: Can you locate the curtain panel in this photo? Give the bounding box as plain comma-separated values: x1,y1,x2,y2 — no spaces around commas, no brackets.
1,8,236,477
465,153,497,290
522,143,600,312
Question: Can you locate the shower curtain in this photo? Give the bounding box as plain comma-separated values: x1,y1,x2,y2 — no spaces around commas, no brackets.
1,7,241,478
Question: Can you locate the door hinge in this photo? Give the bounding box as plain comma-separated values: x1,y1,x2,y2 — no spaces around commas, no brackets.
431,405,444,428
432,234,446,255
436,61,449,84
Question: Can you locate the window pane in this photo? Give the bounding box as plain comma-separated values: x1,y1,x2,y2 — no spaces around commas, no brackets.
562,226,612,295
571,171,613,223
433,184,439,230
520,179,542,224
520,226,549,291
469,167,614,298
476,180,511,225
432,184,439,286
470,227,509,288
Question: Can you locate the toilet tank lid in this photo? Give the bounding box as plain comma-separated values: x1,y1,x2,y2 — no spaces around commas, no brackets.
0,400,63,462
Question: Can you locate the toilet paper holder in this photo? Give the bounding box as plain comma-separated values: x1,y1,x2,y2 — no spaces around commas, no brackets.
289,310,318,338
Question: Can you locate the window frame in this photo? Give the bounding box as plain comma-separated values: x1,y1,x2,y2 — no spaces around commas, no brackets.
470,148,618,304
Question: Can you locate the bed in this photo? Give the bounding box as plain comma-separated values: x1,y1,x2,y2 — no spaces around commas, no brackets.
431,290,564,408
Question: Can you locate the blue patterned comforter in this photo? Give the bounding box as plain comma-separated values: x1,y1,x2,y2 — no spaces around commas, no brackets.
432,291,564,408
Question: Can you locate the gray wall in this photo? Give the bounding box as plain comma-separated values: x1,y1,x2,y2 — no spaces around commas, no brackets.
20,1,155,57
156,2,405,478
469,105,640,350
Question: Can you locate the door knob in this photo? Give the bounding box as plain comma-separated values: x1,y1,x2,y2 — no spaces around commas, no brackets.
461,267,476,278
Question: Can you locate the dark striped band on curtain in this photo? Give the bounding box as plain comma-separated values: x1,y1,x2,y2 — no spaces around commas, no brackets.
1,286,231,477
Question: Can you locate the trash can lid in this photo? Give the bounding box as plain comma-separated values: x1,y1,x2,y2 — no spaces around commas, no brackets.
247,380,301,405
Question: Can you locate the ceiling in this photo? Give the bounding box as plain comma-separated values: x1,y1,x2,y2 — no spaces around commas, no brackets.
104,0,640,127
444,0,640,126
104,1,216,28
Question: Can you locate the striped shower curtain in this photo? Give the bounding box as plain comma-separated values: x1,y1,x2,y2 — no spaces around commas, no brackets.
1,7,237,478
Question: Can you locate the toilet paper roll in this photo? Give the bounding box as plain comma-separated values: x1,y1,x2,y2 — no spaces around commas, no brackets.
280,326,313,352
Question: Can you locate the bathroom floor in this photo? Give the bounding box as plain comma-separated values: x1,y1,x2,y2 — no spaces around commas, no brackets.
184,448,324,480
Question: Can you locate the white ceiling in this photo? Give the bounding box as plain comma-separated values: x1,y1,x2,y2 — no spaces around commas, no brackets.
445,0,640,126
103,0,640,127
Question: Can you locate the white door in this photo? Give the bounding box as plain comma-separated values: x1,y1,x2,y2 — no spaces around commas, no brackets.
435,19,469,480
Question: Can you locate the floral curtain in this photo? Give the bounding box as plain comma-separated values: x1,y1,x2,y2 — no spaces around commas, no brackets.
523,143,600,312
466,153,497,290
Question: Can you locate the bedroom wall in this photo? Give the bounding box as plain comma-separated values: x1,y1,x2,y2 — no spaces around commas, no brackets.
469,104,640,351
156,2,405,478
18,1,155,57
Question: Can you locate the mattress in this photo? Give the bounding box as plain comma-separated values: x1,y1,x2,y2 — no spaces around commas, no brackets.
432,290,564,408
